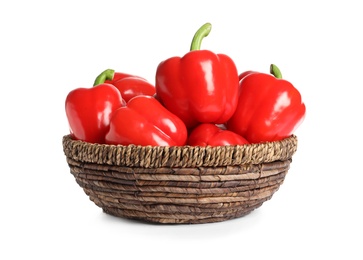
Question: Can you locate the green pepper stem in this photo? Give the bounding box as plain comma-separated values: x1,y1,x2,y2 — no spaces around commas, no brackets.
270,64,283,79
93,69,115,86
190,23,212,51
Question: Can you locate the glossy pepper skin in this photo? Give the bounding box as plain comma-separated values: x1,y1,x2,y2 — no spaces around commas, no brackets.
227,64,306,143
155,23,239,129
105,95,188,146
188,123,249,146
101,69,156,103
65,70,125,144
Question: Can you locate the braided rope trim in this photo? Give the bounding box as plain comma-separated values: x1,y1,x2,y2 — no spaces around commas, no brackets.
62,135,298,168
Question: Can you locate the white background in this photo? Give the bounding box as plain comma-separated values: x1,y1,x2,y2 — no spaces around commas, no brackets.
1,0,362,259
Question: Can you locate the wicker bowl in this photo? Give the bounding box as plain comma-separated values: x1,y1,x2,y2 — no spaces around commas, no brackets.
62,134,298,224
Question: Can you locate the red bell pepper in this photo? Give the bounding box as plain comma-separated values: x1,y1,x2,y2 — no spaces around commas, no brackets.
188,123,249,146
105,95,188,146
95,69,156,103
227,64,306,143
155,23,239,129
65,70,125,144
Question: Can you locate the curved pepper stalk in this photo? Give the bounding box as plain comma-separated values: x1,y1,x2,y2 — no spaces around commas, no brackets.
270,64,283,79
190,23,212,51
93,69,115,86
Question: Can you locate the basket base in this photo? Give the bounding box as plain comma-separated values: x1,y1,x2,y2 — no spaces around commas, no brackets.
102,205,262,224
87,189,274,224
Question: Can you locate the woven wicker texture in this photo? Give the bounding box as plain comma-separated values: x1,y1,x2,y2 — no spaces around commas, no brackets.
63,134,298,224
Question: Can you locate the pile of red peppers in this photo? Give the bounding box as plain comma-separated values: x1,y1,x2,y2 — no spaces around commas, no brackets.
65,23,305,147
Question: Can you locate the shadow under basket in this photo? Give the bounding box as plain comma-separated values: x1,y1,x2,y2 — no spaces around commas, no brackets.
62,135,298,224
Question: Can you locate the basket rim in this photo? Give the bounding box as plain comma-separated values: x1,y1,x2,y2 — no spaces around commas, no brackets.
62,134,298,168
